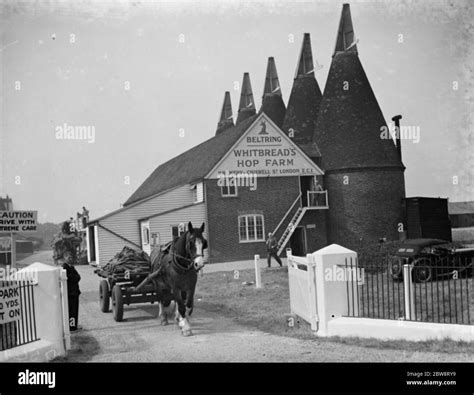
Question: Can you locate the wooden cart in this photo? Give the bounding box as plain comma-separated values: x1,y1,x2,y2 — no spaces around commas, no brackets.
96,269,157,322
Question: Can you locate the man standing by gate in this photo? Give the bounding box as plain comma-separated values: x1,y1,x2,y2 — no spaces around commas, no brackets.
52,221,82,331
266,232,282,268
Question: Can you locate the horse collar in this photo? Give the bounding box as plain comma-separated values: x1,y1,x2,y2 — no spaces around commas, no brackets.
170,243,193,274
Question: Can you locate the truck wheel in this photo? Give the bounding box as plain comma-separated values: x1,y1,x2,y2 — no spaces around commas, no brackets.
412,258,433,283
112,285,124,322
99,280,110,312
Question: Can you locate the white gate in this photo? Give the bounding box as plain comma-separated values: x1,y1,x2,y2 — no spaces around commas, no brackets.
287,253,318,330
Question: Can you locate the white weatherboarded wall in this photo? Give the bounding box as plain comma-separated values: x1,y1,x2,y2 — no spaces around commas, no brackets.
149,203,208,262
95,185,207,265
96,226,138,267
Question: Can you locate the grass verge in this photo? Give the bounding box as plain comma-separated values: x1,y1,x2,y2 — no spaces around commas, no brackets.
195,266,474,355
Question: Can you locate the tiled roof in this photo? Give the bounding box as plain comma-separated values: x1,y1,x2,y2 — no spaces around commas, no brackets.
124,115,258,206
313,51,403,171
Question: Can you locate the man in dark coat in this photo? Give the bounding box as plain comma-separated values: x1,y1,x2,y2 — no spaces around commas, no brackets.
52,221,82,331
266,232,282,268
62,250,81,331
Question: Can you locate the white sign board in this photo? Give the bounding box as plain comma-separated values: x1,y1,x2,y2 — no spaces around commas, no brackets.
0,283,21,324
207,114,323,178
0,211,38,233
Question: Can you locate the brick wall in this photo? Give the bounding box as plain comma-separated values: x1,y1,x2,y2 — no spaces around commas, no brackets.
298,210,329,254
325,168,406,250
205,176,303,263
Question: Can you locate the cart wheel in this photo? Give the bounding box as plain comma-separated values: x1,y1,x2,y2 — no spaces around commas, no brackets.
99,280,110,312
112,285,124,322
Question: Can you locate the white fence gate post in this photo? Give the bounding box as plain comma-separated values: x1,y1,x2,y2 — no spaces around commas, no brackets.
60,269,71,350
16,262,68,360
313,244,358,336
254,254,262,289
307,254,318,331
403,264,415,320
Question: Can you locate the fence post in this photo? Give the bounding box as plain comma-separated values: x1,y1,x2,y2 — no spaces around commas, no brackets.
254,254,262,289
403,264,415,320
17,263,67,359
307,254,318,331
60,269,71,350
313,244,358,336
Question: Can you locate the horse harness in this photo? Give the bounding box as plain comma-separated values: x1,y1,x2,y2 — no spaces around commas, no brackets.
169,243,204,274
152,234,204,276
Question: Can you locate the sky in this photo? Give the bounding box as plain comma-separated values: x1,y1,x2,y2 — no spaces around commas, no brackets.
0,0,472,223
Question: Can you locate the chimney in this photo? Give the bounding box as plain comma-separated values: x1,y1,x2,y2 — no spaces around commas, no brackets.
392,115,402,161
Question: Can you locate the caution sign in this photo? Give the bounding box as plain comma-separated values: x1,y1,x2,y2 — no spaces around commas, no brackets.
0,211,38,233
0,283,21,324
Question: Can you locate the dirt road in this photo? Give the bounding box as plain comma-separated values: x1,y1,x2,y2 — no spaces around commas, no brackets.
19,251,473,362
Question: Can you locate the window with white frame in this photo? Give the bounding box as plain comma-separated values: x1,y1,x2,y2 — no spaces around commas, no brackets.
141,225,150,245
191,182,204,203
172,224,186,239
238,214,264,242
221,183,237,197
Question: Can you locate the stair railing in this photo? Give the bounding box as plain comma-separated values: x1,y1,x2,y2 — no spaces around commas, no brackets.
277,207,307,255
272,192,302,237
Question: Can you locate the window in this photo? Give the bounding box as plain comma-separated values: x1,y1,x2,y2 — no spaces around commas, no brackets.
191,183,204,203
172,224,186,239
151,232,160,246
221,183,237,197
238,214,265,242
142,226,150,245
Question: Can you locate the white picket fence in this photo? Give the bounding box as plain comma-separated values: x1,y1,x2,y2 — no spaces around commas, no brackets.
287,253,318,331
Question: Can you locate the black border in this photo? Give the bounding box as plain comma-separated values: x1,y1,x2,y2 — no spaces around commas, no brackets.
0,362,472,394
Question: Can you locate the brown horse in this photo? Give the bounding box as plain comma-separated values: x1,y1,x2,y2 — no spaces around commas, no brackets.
133,222,207,336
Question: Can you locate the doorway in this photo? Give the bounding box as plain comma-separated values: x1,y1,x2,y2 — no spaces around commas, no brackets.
289,226,306,256
300,176,313,207
140,220,151,255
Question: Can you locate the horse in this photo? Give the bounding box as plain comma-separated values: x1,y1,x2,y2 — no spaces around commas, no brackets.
132,221,207,336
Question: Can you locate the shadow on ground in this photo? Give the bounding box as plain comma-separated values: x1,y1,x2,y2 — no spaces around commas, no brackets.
52,332,101,362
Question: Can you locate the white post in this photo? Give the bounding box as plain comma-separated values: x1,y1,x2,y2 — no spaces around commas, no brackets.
306,254,318,331
313,244,358,336
403,264,415,320
254,254,262,288
17,263,67,359
60,269,71,350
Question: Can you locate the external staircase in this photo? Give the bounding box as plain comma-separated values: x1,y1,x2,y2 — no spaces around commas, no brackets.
273,190,329,256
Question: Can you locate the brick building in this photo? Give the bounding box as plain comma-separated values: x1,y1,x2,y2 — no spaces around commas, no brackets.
88,4,406,265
